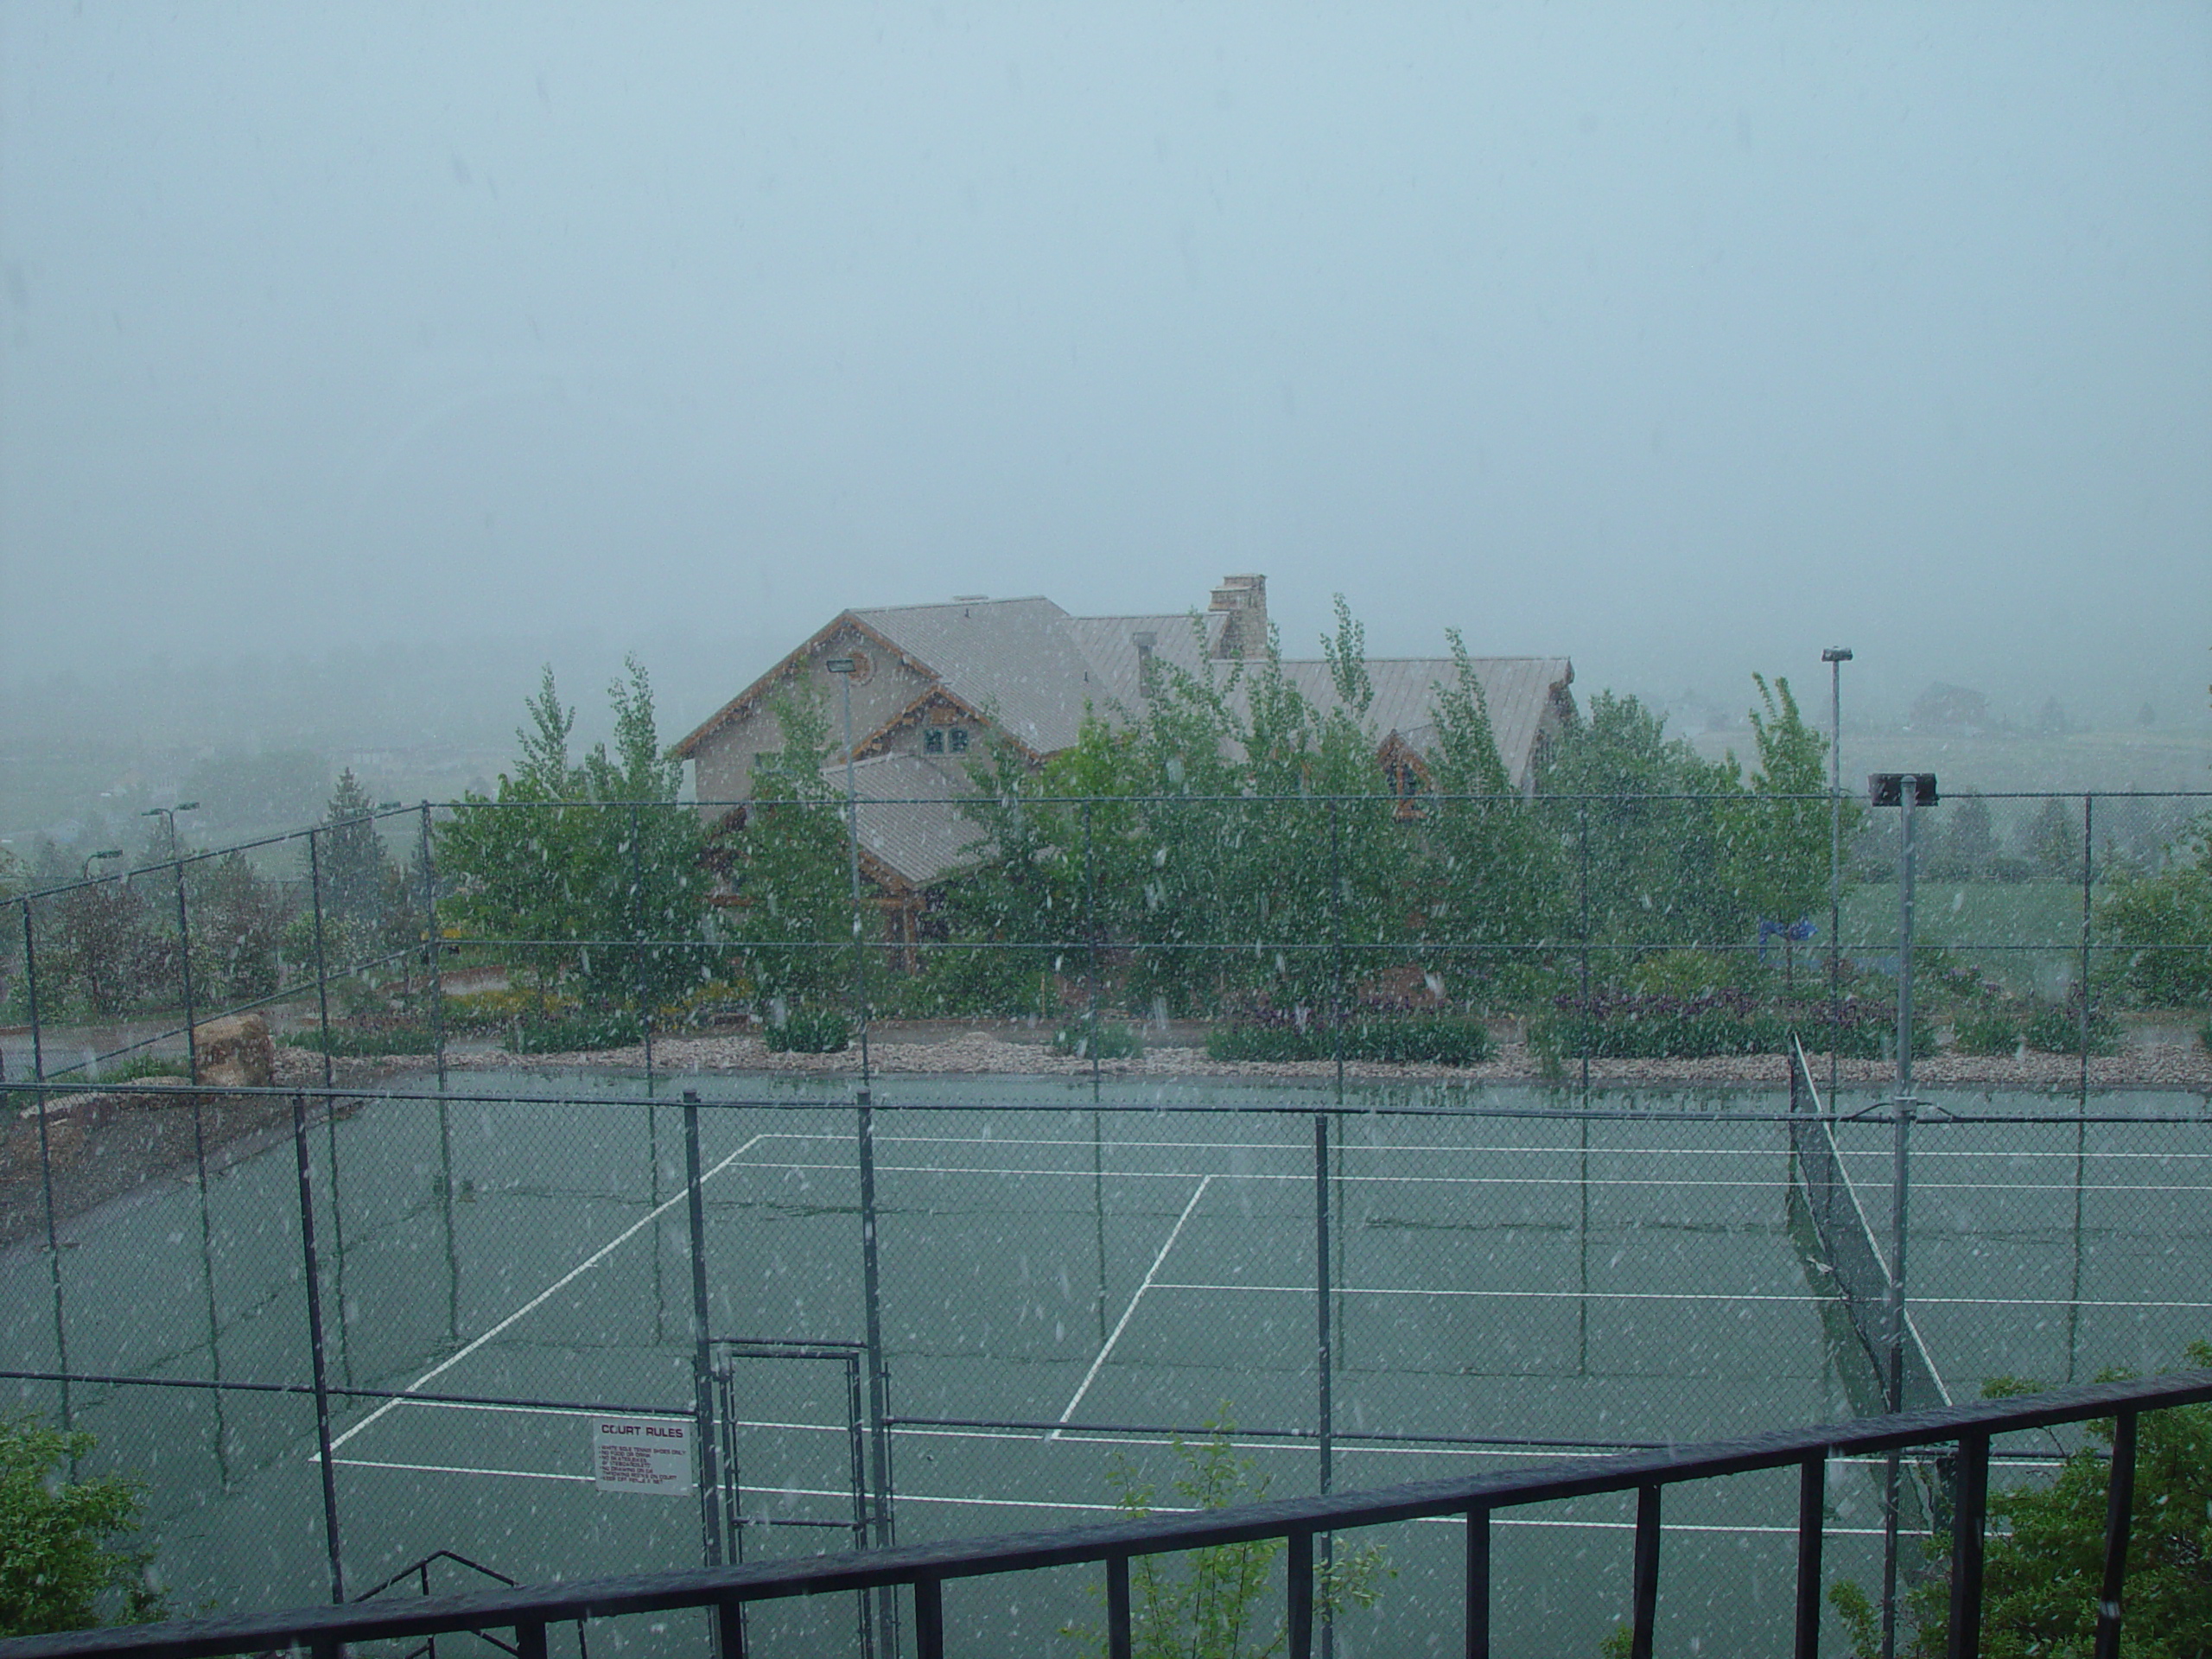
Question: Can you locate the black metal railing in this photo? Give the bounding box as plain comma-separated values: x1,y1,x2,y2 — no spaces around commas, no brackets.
2,1370,2202,1659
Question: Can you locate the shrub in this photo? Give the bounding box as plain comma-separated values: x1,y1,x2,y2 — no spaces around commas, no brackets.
1827,1344,2212,1659
1051,1021,1144,1060
1206,1016,1494,1065
512,1007,647,1054
1064,1416,1389,1658
1951,1007,2022,1057
764,1009,850,1053
98,1054,192,1083
280,1021,445,1058
1538,988,1929,1061
2024,1001,2120,1057
0,1415,165,1636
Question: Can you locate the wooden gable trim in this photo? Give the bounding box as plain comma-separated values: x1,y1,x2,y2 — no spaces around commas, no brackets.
670,613,941,760
849,685,1042,766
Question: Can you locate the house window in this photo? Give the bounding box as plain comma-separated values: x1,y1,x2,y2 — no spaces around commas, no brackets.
948,728,969,753
924,729,944,753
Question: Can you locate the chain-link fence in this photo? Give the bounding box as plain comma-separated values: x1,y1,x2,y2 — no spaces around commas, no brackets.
3,789,2208,1652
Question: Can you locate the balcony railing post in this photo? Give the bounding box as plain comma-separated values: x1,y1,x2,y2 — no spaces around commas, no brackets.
1287,1530,1315,1659
512,1620,546,1659
1630,1484,1662,1659
913,1575,945,1659
1107,1553,1133,1659
1796,1453,1826,1659
2093,1409,2139,1659
714,1598,746,1659
1946,1432,1990,1659
1465,1505,1491,1659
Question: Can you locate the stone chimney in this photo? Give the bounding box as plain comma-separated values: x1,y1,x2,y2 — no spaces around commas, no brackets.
1208,574,1268,660
1131,630,1159,697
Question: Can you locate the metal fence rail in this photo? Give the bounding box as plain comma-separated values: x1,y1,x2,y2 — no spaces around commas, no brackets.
1,1370,2202,1659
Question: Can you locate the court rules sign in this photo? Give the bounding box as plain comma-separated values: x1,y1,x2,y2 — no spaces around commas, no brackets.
593,1417,694,1494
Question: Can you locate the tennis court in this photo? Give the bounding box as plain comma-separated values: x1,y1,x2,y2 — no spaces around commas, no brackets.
6,1070,2210,1655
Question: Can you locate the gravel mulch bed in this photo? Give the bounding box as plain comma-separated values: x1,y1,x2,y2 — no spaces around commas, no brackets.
414,1026,2212,1096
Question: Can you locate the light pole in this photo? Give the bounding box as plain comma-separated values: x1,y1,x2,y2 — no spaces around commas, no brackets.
143,804,201,1081
81,849,124,881
1821,649,1852,1097
1867,769,1936,1659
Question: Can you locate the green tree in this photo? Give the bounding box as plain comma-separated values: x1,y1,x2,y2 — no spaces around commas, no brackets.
1414,632,1568,1002
716,689,858,1014
1831,1345,2212,1659
439,658,706,1011
0,1415,164,1637
192,851,292,1001
1536,690,1740,958
1727,673,1847,931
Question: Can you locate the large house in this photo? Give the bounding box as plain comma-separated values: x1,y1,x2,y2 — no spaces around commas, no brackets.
671,575,1573,925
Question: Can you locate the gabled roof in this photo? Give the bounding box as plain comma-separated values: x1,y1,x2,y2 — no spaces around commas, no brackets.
848,598,1095,755
839,751,982,892
675,588,1571,809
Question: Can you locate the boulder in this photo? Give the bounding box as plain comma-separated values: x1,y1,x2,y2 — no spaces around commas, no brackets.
193,1013,274,1088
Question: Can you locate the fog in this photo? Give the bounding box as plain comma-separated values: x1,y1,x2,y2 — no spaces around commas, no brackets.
3,3,2208,835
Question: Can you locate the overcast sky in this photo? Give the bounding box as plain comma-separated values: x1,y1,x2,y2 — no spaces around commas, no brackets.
3,3,2207,734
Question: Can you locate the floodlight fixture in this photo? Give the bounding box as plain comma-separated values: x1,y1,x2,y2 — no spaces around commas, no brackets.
824,657,856,675
83,848,124,878
1821,647,1854,664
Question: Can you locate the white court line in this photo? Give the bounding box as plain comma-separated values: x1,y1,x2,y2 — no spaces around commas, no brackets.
324,1130,771,1458
1150,1281,2212,1312
334,1458,592,1484
334,1462,1936,1539
386,1398,691,1422
709,1153,2212,1199
1051,1175,1212,1438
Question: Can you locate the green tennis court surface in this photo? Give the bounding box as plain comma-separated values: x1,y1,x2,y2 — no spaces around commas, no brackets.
6,1071,2209,1655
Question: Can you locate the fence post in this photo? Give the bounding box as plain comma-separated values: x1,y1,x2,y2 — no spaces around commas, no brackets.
174,855,200,1085
419,804,448,1090
1313,1114,1334,1502
1880,1105,1914,1659
1329,799,1344,1104
306,828,351,1388
1085,798,1101,1100
855,1090,899,1649
290,1090,346,1603
1579,798,1592,1100
2079,793,2094,1107
22,899,70,1431
630,804,656,1095
680,1090,723,1567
